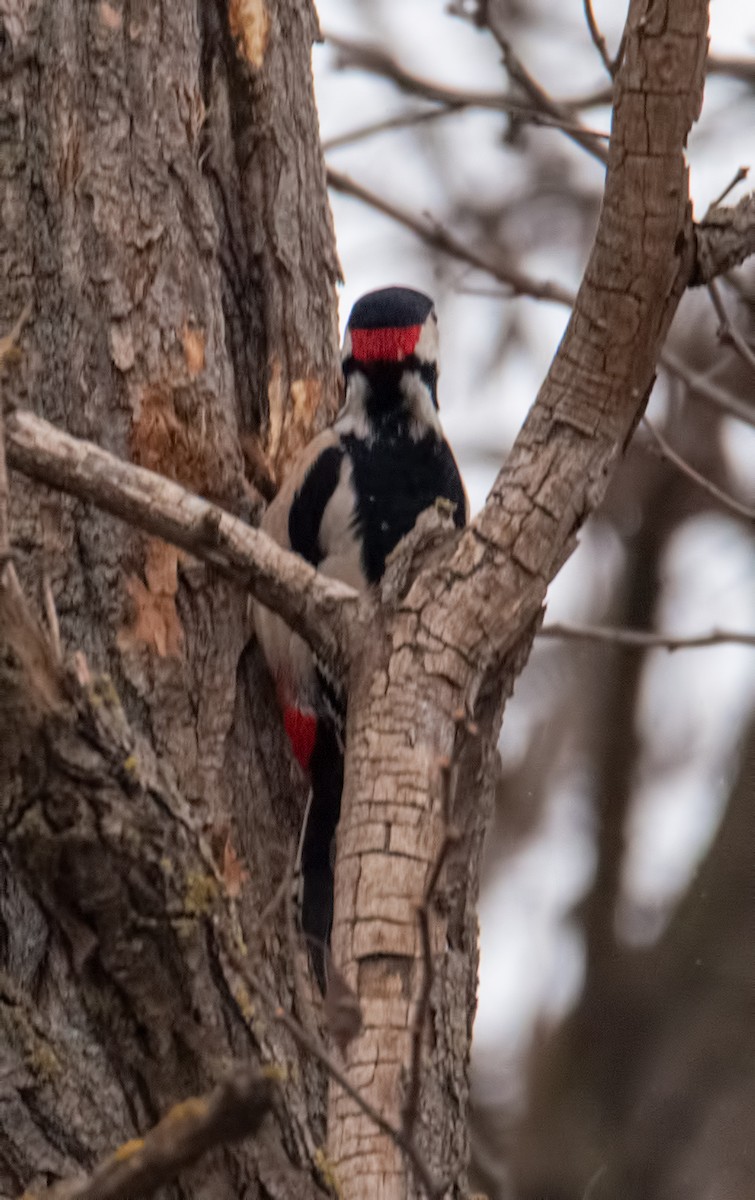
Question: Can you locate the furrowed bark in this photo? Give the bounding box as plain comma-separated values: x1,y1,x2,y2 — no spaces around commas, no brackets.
0,578,318,1199
1,2,339,1196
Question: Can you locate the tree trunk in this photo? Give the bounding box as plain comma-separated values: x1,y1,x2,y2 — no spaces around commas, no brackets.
1,2,338,1196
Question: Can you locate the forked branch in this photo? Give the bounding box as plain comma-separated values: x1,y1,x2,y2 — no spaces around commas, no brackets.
4,408,359,684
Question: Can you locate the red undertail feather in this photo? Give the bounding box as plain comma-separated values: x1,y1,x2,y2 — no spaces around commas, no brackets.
350,324,422,363
283,706,318,772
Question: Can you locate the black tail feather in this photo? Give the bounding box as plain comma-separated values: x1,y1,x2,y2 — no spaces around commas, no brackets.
299,719,344,992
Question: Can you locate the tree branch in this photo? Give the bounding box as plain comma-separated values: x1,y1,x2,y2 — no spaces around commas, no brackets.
692,192,755,284
325,32,610,145
4,408,359,683
707,277,755,375
641,416,755,521
398,0,714,680
660,348,755,428
481,7,609,164
31,1069,276,1200
326,166,576,306
582,0,615,78
323,103,464,152
538,622,755,652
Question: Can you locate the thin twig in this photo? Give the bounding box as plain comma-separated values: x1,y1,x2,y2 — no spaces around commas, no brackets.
482,12,609,164
641,417,755,523
538,622,755,652
31,1068,276,1200
582,0,614,77
660,348,755,428
706,166,750,214
325,32,610,144
323,103,464,152
707,278,755,376
562,81,614,111
326,166,575,307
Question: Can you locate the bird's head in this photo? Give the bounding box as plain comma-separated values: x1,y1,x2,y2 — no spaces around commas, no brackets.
338,286,441,439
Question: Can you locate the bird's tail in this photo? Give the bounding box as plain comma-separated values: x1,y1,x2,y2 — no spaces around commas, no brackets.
295,718,344,992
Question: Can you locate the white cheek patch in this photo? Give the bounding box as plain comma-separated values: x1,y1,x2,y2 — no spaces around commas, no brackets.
413,315,440,369
335,370,371,439
400,371,442,439
341,326,353,362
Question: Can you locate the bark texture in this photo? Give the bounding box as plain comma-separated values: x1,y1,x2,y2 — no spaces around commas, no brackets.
1,1,339,1197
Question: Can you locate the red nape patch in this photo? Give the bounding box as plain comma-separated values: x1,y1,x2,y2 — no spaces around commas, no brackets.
350,324,422,363
283,707,318,772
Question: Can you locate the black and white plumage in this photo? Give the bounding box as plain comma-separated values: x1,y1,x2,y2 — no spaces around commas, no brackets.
254,286,467,990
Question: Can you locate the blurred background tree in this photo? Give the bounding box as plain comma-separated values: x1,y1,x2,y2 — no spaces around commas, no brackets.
314,2,755,1196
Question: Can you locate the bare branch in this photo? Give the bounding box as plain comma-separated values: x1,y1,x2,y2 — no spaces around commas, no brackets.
641,417,755,522
707,165,749,212
31,1069,276,1200
325,32,610,144
323,103,464,152
693,192,755,284
538,622,755,652
707,278,755,376
326,166,575,307
661,348,755,428
481,9,609,164
582,0,614,78
707,53,755,86
4,409,359,683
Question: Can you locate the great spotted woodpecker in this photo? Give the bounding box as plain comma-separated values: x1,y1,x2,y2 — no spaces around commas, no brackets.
254,286,467,990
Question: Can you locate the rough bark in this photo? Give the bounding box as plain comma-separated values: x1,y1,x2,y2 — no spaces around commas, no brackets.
1,1,338,1197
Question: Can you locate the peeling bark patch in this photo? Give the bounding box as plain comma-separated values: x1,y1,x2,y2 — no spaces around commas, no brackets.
229,0,270,68
181,325,206,379
109,323,135,372
118,539,184,658
98,1,122,31
277,378,326,472
131,384,213,493
266,357,285,462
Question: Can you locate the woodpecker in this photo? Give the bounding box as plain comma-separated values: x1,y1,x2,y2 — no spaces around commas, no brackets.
254,286,467,990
